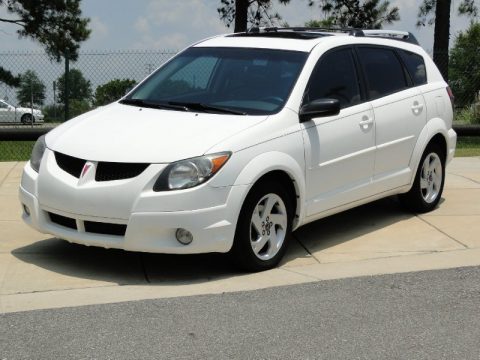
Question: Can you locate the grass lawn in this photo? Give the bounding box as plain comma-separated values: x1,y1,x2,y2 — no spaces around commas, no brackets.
455,137,480,157
0,137,479,162
0,141,35,162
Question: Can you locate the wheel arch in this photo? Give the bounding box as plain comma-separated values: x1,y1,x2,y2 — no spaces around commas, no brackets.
409,118,450,187
233,151,306,230
21,112,35,122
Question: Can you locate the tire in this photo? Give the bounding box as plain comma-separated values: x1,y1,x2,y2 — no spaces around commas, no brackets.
21,113,34,124
399,143,445,213
231,181,294,272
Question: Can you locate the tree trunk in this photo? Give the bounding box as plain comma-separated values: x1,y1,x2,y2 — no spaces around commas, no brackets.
433,0,451,81
234,0,249,33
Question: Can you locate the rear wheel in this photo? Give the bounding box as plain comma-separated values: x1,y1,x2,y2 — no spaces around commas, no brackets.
231,181,293,272
399,143,445,213
21,113,34,124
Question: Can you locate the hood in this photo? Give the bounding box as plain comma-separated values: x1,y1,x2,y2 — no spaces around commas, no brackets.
46,102,267,163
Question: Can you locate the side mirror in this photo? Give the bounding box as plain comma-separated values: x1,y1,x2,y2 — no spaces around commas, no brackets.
299,98,340,123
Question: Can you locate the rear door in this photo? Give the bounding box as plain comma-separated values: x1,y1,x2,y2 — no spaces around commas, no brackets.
356,46,427,190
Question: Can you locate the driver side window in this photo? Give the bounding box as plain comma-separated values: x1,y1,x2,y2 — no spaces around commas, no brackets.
304,48,361,109
0,102,8,109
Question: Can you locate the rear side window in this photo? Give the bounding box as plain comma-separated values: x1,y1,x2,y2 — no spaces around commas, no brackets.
304,48,361,109
357,47,408,99
399,50,427,86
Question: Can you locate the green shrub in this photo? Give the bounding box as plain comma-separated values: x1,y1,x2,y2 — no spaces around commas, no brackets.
455,106,480,125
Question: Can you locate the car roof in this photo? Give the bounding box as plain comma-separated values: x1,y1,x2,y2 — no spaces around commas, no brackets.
194,28,422,54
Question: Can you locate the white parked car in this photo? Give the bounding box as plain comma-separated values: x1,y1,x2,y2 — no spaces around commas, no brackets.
0,99,44,124
20,28,456,271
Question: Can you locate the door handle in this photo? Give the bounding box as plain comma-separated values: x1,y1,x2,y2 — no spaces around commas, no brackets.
359,116,373,130
411,101,424,115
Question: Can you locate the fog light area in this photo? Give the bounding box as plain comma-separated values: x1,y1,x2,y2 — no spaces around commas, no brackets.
175,228,193,245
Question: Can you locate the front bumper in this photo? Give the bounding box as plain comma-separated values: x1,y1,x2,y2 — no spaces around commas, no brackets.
19,150,248,254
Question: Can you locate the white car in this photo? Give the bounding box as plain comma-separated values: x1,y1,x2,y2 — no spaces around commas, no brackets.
0,99,44,124
20,28,456,271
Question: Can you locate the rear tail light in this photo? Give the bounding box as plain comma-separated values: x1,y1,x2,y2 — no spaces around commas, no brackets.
446,86,455,108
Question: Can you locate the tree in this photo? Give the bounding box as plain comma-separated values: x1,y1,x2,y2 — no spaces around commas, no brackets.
218,0,291,33
417,0,478,81
449,22,480,107
0,0,90,86
16,70,46,106
95,79,137,106
56,69,92,104
307,0,399,29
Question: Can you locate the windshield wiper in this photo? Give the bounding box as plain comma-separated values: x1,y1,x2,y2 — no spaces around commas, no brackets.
120,98,188,111
168,102,247,115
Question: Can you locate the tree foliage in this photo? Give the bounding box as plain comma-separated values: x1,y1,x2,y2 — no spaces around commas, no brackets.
416,0,478,81
417,0,478,27
218,0,291,33
0,68,20,88
95,79,136,106
0,0,90,86
56,69,92,104
449,22,480,107
16,70,46,106
307,0,399,29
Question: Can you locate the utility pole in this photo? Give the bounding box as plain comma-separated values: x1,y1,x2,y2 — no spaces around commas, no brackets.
30,80,34,128
64,50,70,121
53,81,57,122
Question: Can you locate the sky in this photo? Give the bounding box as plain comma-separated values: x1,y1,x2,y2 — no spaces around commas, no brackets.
0,0,476,105
0,0,476,53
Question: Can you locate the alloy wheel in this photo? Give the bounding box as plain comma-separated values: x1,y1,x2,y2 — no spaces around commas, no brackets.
249,193,288,261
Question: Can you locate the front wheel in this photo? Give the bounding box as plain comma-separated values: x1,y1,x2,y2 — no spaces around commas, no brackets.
399,143,445,213
21,113,34,124
231,181,293,272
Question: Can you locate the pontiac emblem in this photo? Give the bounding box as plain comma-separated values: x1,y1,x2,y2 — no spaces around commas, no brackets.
80,162,94,178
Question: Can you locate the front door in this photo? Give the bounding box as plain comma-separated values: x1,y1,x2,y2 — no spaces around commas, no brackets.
301,47,376,218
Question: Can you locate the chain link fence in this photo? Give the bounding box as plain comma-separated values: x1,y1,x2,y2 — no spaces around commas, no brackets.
1,48,479,161
0,49,176,124
0,49,177,160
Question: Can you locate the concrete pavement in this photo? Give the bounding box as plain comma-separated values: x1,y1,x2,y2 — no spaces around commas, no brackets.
1,157,479,313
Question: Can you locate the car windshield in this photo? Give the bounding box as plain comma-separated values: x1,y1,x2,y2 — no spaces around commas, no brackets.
124,47,308,115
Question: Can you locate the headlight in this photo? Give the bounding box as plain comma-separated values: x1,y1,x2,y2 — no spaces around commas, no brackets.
153,152,231,191
30,135,47,172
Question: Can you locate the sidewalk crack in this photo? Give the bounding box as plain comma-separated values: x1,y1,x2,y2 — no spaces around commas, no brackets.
0,162,19,188
292,232,321,264
417,215,469,249
449,172,480,185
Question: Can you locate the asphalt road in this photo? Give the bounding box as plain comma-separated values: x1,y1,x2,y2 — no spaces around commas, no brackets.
2,266,480,360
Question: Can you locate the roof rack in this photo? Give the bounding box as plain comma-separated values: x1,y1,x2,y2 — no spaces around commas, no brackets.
362,30,419,45
235,27,420,45
247,26,364,37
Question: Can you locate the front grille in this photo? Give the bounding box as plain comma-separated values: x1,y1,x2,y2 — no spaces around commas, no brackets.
49,212,77,230
95,162,149,182
84,221,127,236
54,152,149,181
54,152,86,178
